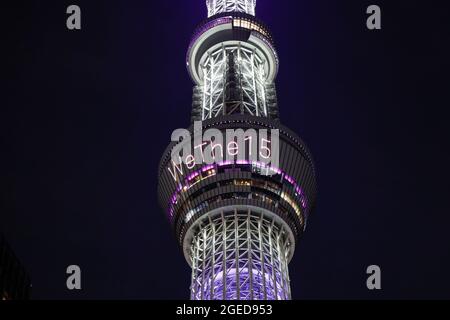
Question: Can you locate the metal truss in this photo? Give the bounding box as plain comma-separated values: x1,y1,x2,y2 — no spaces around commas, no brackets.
189,209,291,300
206,0,256,17
200,44,268,120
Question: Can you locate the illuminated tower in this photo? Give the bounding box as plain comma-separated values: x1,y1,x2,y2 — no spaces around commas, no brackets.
158,0,317,300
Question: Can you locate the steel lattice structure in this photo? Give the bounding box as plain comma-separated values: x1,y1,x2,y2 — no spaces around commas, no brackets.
158,0,317,300
201,44,268,119
190,210,291,300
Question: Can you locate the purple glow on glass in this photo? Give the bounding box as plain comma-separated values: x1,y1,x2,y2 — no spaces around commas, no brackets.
168,162,308,220
187,17,233,65
284,175,293,184
170,194,177,205
251,31,279,67
187,171,200,181
301,198,307,208
202,165,215,172
218,160,233,166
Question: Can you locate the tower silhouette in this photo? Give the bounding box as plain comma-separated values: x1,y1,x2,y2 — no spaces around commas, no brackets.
158,0,317,300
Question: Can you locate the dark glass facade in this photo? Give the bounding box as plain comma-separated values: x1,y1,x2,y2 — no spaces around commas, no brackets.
0,234,31,300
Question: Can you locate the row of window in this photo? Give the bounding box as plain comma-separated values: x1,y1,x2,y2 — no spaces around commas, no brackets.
232,18,270,39
183,187,303,226
171,162,306,219
184,169,217,191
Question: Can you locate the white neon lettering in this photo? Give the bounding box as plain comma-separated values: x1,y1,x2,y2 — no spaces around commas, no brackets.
185,154,196,170
260,138,271,159
168,157,184,181
227,141,239,156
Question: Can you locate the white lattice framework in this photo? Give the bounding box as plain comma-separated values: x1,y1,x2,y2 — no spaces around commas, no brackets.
190,210,291,300
206,0,256,17
201,44,268,120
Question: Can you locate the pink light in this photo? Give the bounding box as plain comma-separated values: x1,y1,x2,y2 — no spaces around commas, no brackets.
218,160,233,166
187,172,200,181
167,162,308,219
285,175,294,184
202,165,215,172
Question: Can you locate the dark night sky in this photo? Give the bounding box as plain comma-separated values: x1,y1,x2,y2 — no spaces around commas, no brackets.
1,0,449,299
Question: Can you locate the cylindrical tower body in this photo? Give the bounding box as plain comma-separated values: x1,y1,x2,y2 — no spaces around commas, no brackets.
189,209,291,300
158,0,317,300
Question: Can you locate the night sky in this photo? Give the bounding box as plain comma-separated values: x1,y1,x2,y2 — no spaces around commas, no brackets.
1,0,449,299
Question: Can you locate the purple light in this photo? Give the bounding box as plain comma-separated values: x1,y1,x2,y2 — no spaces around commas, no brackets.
284,174,294,184
301,198,307,208
218,160,233,166
193,267,286,300
202,165,215,172
167,162,308,221
187,171,200,181
187,16,233,66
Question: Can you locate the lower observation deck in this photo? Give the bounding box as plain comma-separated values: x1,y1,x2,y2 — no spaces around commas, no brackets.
157,115,317,252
